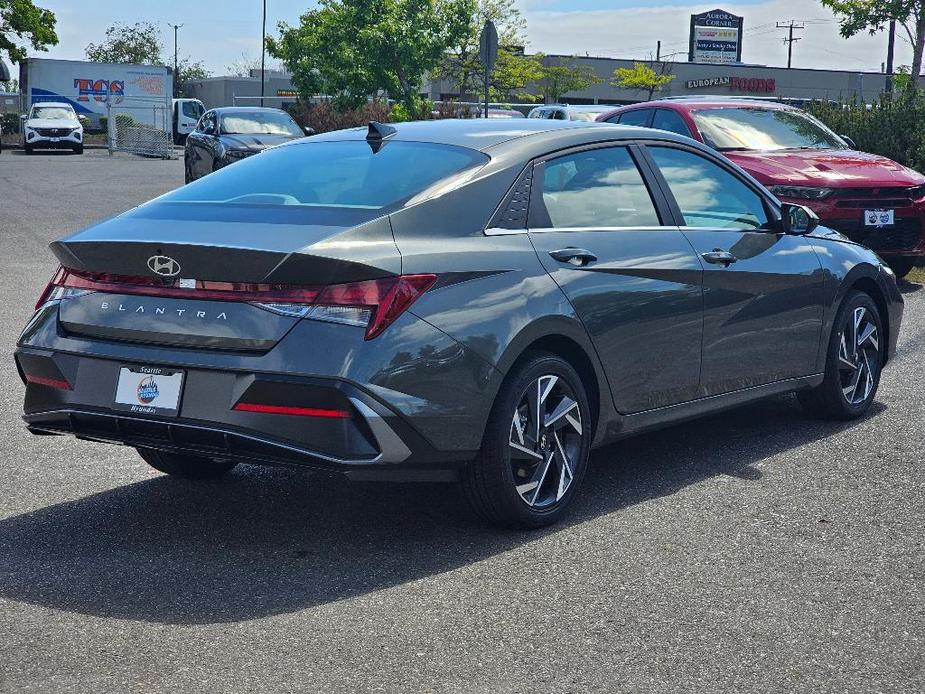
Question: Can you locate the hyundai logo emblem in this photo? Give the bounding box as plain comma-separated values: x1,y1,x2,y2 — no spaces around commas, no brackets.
147,255,181,277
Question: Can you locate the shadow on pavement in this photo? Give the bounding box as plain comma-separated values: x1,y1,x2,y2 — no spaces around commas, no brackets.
0,394,883,624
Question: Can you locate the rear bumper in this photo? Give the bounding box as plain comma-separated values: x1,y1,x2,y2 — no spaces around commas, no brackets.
16,346,471,481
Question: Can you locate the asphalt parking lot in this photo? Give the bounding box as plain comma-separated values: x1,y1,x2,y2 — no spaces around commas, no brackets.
0,149,923,693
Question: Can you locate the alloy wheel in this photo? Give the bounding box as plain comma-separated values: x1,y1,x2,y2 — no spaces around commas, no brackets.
509,374,583,509
838,306,880,406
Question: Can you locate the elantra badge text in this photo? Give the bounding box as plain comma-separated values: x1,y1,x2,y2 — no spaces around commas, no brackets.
100,302,228,320
147,255,181,277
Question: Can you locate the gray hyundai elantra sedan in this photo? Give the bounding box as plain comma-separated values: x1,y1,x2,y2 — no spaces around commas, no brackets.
15,119,903,528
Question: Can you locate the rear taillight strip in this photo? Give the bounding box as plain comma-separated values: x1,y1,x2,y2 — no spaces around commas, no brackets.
233,402,351,418
25,374,72,390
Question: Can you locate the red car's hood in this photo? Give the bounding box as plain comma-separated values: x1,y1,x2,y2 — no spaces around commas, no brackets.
724,148,925,188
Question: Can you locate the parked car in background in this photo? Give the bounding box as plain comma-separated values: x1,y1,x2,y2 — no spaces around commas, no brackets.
172,98,205,145
476,108,526,119
528,104,612,121
598,98,925,277
17,119,903,529
21,102,83,154
184,107,309,183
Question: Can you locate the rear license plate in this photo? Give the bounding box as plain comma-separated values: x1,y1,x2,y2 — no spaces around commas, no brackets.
864,209,895,226
113,366,184,416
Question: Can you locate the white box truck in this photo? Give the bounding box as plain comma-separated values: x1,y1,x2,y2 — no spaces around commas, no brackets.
19,57,173,130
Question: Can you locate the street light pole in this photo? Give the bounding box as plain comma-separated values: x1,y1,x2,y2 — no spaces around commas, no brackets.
260,0,267,107
169,23,183,98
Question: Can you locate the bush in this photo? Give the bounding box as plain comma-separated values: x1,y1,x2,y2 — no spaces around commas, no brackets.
0,112,20,134
806,90,925,175
287,101,392,134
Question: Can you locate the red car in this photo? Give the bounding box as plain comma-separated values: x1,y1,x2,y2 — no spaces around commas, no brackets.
597,98,925,277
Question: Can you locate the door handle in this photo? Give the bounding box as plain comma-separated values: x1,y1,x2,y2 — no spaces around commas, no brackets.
701,249,737,266
549,248,598,266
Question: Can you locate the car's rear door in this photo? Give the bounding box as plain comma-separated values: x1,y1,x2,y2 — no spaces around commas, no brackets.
641,143,824,396
526,143,704,413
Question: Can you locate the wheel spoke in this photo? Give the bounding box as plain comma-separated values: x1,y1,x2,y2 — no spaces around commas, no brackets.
553,432,573,501
509,440,543,460
527,450,554,506
545,396,579,430
857,322,878,351
838,334,856,370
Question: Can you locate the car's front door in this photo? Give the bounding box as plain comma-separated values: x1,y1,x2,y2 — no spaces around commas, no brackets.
643,144,825,396
526,144,704,413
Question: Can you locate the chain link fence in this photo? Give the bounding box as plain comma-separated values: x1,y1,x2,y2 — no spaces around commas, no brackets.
107,96,174,159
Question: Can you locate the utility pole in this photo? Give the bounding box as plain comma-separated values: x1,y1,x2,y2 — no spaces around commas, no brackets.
168,23,183,98
656,40,661,62
776,20,804,69
886,19,896,94
260,0,267,107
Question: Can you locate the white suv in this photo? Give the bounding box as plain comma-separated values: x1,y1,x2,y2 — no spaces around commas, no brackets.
22,102,83,154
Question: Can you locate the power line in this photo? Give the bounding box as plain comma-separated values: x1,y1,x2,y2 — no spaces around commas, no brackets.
776,20,805,68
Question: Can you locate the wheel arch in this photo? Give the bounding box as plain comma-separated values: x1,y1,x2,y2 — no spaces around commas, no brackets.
840,267,891,365
494,317,616,446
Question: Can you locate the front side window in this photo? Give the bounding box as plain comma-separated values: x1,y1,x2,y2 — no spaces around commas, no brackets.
161,140,488,213
182,101,204,119
648,146,769,230
540,147,661,228
690,107,845,151
220,110,303,136
652,109,692,138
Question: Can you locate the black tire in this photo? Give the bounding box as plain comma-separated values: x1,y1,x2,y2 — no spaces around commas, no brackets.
73,144,83,155
24,144,33,155
886,257,915,279
798,290,883,420
184,157,192,184
137,448,237,479
461,353,592,529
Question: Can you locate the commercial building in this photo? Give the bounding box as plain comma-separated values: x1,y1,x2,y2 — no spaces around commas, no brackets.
424,54,891,107
183,70,299,110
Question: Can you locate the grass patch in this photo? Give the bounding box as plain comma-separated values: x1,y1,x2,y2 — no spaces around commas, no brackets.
908,267,925,284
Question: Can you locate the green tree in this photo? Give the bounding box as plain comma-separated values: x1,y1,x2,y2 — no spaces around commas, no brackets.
540,57,602,103
268,0,474,113
0,0,58,65
85,21,163,64
611,61,674,100
176,58,210,96
441,0,535,100
821,0,925,82
490,49,543,102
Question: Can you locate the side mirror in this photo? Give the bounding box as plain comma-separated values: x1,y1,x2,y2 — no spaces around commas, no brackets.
841,134,857,149
303,126,315,136
781,202,819,235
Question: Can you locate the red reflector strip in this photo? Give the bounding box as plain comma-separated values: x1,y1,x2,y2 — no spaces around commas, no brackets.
233,402,350,418
25,374,72,390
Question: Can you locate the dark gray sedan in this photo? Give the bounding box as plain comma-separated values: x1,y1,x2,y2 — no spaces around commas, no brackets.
184,106,309,183
17,119,903,528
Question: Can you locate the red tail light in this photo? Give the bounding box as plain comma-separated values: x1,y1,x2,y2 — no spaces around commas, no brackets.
36,267,436,340
233,402,350,418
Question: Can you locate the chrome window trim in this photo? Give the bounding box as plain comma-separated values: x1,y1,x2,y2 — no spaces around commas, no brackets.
484,225,680,236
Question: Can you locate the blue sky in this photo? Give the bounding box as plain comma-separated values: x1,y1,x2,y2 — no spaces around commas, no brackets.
33,0,912,76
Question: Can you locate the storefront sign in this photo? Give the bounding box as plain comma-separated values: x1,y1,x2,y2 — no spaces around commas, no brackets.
689,9,743,65
686,75,776,93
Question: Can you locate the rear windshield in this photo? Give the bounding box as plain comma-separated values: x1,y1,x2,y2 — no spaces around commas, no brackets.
161,140,488,212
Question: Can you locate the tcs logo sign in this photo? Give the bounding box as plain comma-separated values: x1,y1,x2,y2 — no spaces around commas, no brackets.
74,78,125,102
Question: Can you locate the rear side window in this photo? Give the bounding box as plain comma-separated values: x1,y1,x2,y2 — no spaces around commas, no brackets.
652,109,692,138
648,146,769,230
617,109,654,127
162,140,488,212
540,147,661,228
